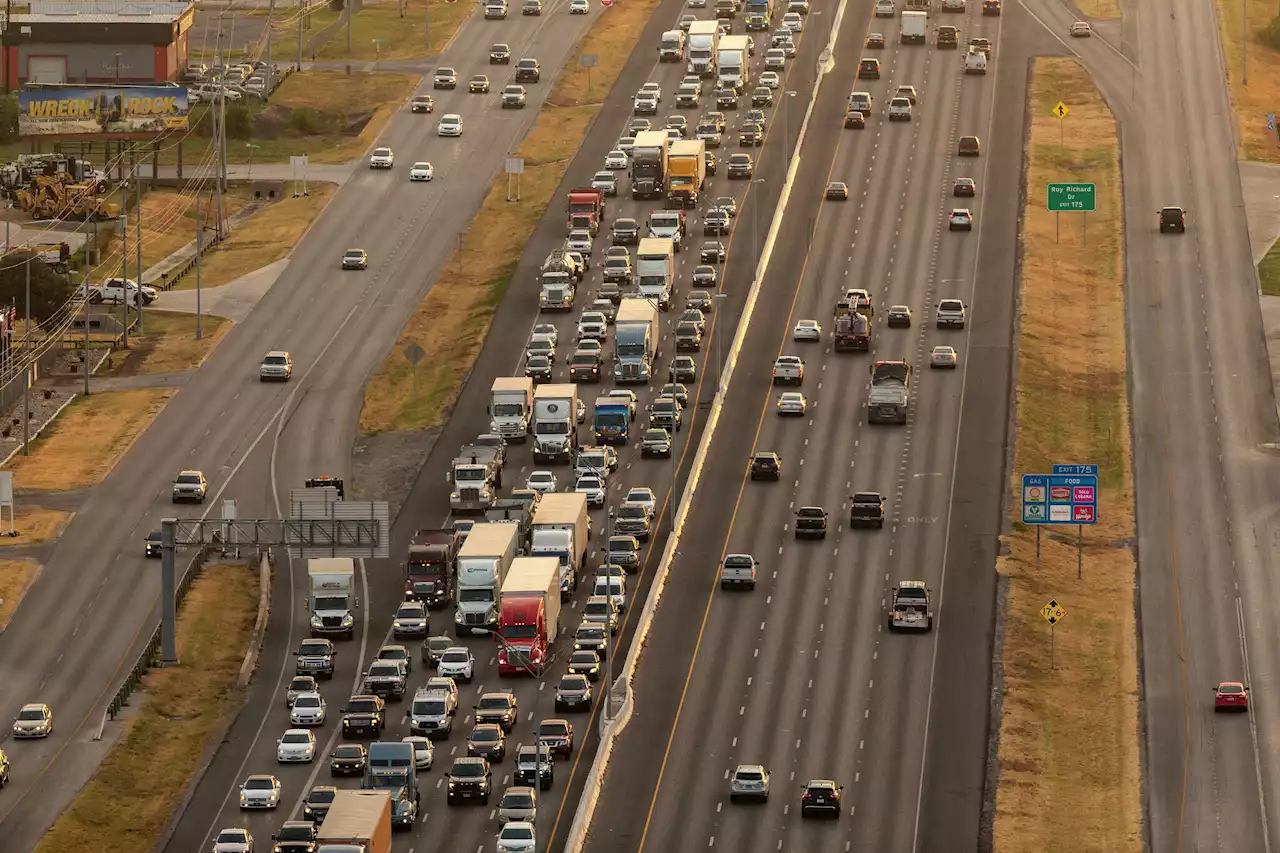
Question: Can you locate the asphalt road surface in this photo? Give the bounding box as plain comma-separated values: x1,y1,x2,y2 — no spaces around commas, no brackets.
581,1,1036,851
156,2,832,853
0,3,607,849
1017,0,1280,848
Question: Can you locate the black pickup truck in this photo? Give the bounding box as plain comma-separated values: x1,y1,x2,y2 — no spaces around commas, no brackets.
340,694,386,737
794,506,829,539
849,492,886,529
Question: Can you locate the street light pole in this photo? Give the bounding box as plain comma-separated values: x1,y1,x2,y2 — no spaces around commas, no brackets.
714,292,728,397
603,507,615,725
750,177,765,264
783,90,797,162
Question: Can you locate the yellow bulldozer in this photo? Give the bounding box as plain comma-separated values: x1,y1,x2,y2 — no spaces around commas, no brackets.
10,171,118,221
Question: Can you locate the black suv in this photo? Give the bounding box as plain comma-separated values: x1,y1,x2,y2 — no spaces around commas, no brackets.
272,820,318,852
515,58,541,82
1159,206,1186,233
703,209,730,235
341,695,386,737
513,744,555,790
329,743,368,777
474,691,519,731
750,452,781,480
303,786,338,823
447,757,492,805
675,322,703,352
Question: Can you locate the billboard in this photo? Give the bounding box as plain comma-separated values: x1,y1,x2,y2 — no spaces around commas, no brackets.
18,87,190,138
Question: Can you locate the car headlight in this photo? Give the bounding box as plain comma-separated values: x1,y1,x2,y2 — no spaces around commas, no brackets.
310,615,323,628
342,615,354,627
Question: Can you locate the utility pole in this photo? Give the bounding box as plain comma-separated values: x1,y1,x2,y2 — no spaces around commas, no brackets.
82,217,94,395
194,200,203,341
297,5,304,70
120,181,128,349
265,0,276,99
425,0,430,49
135,165,144,334
215,20,227,240
346,0,353,53
22,255,29,456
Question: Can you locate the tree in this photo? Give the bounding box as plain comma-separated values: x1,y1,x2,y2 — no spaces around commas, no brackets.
0,251,77,324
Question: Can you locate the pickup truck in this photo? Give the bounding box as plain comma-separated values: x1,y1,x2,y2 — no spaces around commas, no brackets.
93,278,157,306
613,502,652,541
793,506,828,539
771,355,805,385
363,660,408,701
720,553,758,589
296,638,335,679
888,581,934,632
849,492,886,528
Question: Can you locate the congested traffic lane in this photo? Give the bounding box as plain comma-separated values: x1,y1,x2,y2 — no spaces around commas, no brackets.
582,1,1020,851
147,4,620,853
155,4,828,853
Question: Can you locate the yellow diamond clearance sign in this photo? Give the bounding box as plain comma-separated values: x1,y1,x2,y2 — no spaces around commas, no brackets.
1040,599,1066,625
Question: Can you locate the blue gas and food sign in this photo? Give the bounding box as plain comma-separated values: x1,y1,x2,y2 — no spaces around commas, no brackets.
1021,464,1098,525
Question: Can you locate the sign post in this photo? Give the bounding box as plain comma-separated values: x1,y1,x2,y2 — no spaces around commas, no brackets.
1040,599,1066,669
580,54,599,101
1021,464,1098,580
404,343,425,402
1047,182,1096,245
505,157,524,202
1052,100,1069,145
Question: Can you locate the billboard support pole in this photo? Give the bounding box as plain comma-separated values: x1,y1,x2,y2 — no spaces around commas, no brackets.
194,202,203,341
82,218,93,396
297,8,304,71
346,1,353,53
120,179,128,349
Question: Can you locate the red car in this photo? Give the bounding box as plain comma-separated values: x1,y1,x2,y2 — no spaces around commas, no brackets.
1213,681,1249,711
865,33,885,49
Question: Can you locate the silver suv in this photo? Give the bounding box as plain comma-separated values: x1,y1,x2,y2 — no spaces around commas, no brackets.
409,687,457,738
729,764,771,801
260,350,293,381
172,469,208,503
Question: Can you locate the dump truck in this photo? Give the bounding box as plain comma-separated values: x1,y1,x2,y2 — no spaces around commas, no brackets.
315,789,392,853
630,130,671,199
614,299,661,383
497,556,562,675
307,558,357,640
667,139,707,209
868,360,911,424
447,444,503,511
566,187,606,234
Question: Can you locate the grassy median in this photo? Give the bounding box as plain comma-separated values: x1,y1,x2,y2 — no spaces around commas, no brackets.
1216,0,1280,162
32,563,260,853
992,58,1141,852
358,0,663,433
0,558,42,627
1,389,175,491
109,311,232,376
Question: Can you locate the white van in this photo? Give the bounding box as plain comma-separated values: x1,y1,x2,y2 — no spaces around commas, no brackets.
964,49,988,74
874,0,895,14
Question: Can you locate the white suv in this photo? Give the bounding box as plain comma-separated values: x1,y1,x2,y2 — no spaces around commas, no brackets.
874,0,895,14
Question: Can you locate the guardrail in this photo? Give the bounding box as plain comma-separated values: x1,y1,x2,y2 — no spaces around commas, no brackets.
95,547,209,740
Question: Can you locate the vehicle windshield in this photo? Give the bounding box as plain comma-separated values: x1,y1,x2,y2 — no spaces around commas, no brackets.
309,788,336,803
17,709,44,720
572,651,596,664
478,696,511,710
413,698,446,715
578,627,605,640
395,606,420,618
217,831,247,843
561,674,589,688
442,650,470,664
737,770,763,781
504,624,537,639
618,505,645,519
348,700,377,713
503,826,534,840
176,474,201,484
283,732,310,744
245,778,273,789
503,792,535,808
459,588,492,603
299,642,328,655
334,745,364,758
471,727,501,743
1220,684,1244,694
264,355,287,365
453,763,484,778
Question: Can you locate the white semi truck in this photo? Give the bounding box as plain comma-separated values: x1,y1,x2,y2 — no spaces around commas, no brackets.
614,299,661,383
687,21,721,77
307,558,358,640
717,35,751,92
532,383,578,464
489,377,535,441
454,523,521,636
530,492,591,599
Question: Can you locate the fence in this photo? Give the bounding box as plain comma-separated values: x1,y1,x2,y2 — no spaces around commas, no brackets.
97,547,209,738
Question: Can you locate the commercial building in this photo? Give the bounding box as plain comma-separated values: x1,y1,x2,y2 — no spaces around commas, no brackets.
2,1,196,90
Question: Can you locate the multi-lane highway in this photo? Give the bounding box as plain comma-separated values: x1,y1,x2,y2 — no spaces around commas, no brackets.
155,1,830,853
0,2,607,848
581,1,1033,850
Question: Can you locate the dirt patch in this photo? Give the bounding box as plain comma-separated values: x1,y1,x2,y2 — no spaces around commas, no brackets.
0,506,72,546
1216,0,1280,162
351,426,443,521
32,563,259,853
1076,0,1120,20
2,389,175,491
357,0,663,436
107,310,232,377
992,58,1141,852
0,558,42,628
316,0,474,61
181,183,338,289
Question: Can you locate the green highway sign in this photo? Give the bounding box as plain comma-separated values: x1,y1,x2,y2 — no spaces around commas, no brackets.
1047,182,1096,212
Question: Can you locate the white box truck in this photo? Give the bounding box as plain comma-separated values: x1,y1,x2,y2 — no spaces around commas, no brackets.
636,237,676,310
900,9,926,42
307,558,358,640
532,383,578,464
489,377,535,441
717,35,751,92
688,21,721,77
530,492,591,599
497,556,561,675
614,299,661,383
454,523,521,636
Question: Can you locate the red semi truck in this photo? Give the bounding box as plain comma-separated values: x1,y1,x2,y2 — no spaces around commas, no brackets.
405,528,463,608
566,187,606,234
496,556,561,676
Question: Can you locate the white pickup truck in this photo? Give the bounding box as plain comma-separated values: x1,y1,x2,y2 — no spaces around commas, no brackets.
771,355,805,385
93,277,157,306
720,553,758,590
